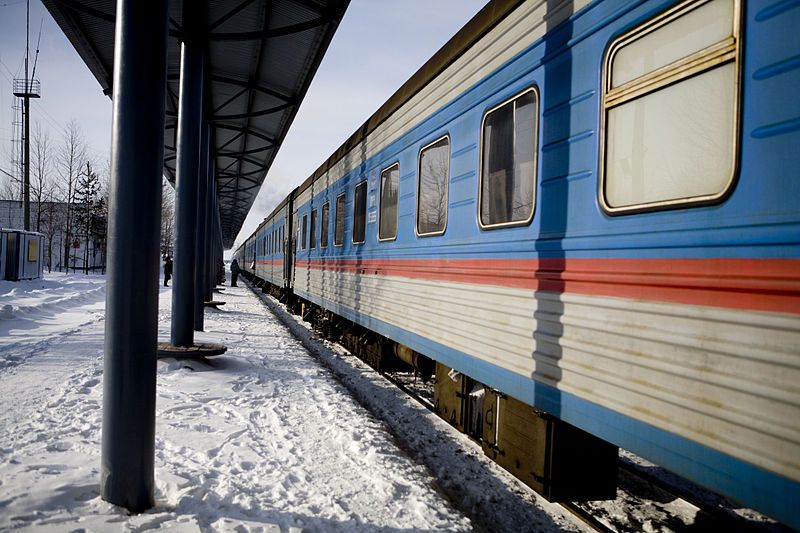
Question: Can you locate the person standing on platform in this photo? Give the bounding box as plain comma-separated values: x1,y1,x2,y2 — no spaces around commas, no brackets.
230,258,239,287
163,255,173,287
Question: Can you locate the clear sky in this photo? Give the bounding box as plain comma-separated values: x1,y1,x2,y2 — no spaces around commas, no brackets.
0,0,488,248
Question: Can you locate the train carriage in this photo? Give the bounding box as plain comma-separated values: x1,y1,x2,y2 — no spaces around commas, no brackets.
236,0,800,527
253,200,291,290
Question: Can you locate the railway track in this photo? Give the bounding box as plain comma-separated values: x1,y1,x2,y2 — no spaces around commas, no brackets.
343,353,789,532
381,364,789,532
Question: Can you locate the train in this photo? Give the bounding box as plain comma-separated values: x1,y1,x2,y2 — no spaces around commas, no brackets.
233,0,800,528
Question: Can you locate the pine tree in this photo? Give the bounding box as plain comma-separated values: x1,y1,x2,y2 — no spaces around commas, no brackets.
73,161,101,274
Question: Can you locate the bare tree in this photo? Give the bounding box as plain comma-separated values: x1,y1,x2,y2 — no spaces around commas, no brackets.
31,121,53,232
40,196,64,272
57,121,87,272
0,173,19,200
29,121,66,272
161,177,175,257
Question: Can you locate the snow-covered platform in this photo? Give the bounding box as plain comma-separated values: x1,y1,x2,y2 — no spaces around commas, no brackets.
0,273,585,532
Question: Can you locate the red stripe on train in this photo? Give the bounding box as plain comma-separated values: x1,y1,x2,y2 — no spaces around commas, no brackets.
293,258,800,314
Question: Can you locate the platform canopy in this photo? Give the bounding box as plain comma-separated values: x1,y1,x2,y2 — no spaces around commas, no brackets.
42,0,349,248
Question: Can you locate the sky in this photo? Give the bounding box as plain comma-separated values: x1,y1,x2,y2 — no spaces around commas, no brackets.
0,0,488,249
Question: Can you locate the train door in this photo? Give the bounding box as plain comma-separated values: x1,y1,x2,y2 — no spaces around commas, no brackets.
290,209,298,288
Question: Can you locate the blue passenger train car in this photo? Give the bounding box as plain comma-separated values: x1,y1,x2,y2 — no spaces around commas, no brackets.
235,0,800,527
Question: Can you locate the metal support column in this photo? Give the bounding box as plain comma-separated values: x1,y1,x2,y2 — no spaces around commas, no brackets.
211,183,220,289
171,9,204,347
194,124,209,330
101,0,169,512
204,163,214,301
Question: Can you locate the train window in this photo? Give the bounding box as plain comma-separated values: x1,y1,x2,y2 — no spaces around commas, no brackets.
417,136,450,236
301,214,308,250
334,193,345,246
321,202,330,248
310,209,317,250
379,163,399,241
601,0,740,213
479,87,538,228
353,181,367,244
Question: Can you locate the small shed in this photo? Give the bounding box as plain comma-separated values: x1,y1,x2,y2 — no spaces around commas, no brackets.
2,229,44,281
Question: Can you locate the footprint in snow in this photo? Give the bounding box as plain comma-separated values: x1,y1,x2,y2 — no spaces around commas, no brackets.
46,441,73,453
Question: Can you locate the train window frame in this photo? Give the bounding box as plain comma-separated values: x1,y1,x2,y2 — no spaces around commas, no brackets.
310,208,317,250
334,192,346,247
352,180,368,245
321,201,330,248
378,162,400,242
416,135,450,237
599,0,742,215
477,86,539,230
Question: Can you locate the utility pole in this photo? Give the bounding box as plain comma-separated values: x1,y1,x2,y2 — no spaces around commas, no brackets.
12,0,41,231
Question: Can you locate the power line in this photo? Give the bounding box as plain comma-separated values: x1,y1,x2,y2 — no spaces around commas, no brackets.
0,58,16,83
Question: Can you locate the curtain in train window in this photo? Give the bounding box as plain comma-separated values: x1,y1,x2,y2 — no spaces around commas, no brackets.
301,214,308,250
480,89,537,227
310,209,317,249
335,193,345,246
353,181,367,244
417,137,450,235
603,0,739,212
379,164,399,240
321,202,330,248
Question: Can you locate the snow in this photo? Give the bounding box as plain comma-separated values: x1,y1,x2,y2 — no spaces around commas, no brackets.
0,273,587,532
